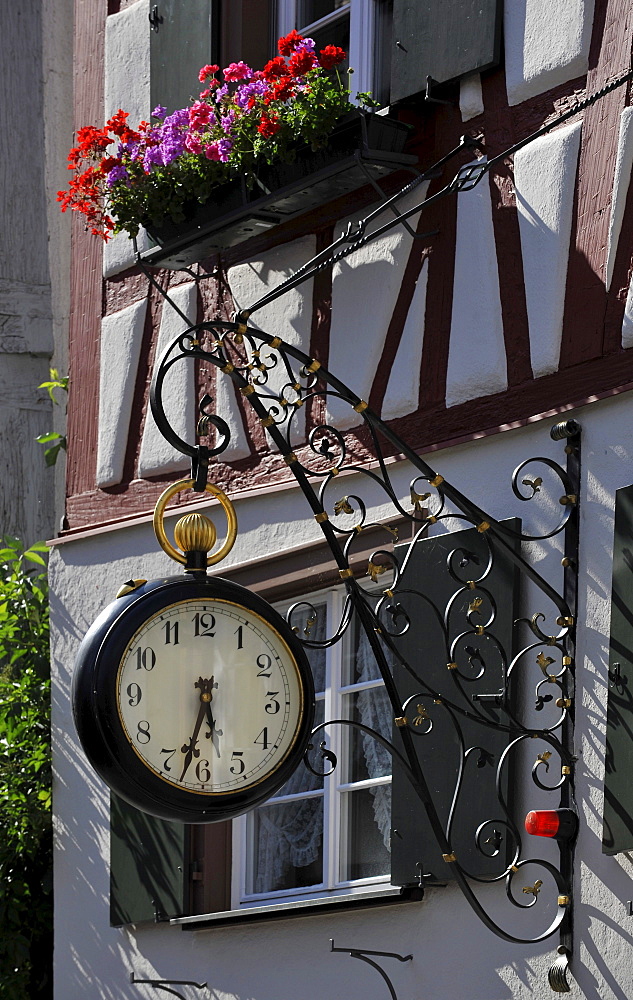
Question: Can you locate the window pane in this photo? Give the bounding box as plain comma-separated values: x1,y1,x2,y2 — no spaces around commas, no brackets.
308,16,350,69
298,0,349,28
343,610,386,686
343,688,392,782
341,785,391,881
248,797,324,893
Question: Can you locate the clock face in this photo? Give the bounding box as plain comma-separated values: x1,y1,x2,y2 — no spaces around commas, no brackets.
72,576,315,823
116,598,305,795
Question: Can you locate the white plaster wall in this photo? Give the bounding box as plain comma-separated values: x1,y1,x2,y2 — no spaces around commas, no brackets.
606,107,633,292
52,390,633,999
446,172,506,407
137,283,196,479
381,258,428,421
103,0,151,278
514,120,582,379
622,279,633,350
504,0,594,107
460,73,484,122
96,298,147,487
326,185,427,430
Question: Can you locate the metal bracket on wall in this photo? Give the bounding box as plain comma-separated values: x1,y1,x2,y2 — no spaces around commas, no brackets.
330,940,412,1000
130,974,207,999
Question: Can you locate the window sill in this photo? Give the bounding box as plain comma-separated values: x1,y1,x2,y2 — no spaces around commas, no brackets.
172,885,424,930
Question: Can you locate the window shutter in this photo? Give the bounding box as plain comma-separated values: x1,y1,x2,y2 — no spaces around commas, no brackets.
390,519,519,886
110,793,188,926
603,485,633,854
390,0,502,104
150,0,219,115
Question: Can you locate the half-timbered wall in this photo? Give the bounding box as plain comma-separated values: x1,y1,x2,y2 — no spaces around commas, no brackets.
64,0,633,535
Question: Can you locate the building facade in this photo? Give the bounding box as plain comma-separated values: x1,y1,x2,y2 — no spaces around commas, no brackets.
51,1,633,998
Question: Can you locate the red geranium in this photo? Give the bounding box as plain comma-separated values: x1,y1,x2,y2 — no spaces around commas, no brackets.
262,56,290,81
319,45,346,70
278,29,304,56
257,114,281,137
289,49,317,77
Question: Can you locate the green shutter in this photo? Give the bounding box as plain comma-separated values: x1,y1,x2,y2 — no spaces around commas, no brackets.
110,793,188,926
150,0,219,115
390,520,519,885
390,0,502,104
603,485,633,854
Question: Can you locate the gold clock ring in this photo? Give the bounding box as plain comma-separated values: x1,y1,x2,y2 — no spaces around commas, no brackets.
153,478,238,567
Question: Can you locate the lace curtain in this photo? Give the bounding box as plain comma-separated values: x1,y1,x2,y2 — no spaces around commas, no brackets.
252,612,392,893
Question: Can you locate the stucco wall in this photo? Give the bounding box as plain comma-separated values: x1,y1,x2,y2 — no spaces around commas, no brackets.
51,390,633,1000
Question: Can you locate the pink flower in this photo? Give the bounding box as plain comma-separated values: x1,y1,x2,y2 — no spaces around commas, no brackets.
198,64,219,82
185,133,203,154
223,61,252,82
204,142,222,161
189,101,212,130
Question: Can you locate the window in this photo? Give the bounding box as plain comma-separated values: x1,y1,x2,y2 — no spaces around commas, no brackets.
276,0,393,107
236,588,393,907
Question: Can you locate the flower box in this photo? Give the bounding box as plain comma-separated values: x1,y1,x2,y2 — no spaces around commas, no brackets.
139,112,417,270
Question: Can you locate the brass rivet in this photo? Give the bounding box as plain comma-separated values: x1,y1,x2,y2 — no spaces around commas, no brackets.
442,852,457,863
395,717,407,728
314,511,329,523
562,656,572,666
269,336,282,349
558,895,570,906
562,765,572,775
468,580,476,589
431,474,444,488
353,399,368,413
222,362,234,374
339,568,354,579
477,521,490,533
447,662,458,671
240,384,255,396
284,452,298,465
427,514,437,524
260,415,275,428
307,359,321,372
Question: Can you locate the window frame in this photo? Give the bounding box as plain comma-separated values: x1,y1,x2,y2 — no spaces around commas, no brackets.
276,0,382,103
233,583,393,910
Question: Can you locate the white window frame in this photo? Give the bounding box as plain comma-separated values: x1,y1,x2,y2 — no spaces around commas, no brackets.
276,0,379,101
232,584,393,909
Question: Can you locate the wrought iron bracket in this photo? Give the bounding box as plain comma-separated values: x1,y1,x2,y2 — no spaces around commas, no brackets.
130,974,207,999
330,940,412,1000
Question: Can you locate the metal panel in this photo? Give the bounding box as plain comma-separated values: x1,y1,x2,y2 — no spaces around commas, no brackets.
150,0,219,115
390,520,519,885
390,0,502,104
110,793,187,925
603,485,633,854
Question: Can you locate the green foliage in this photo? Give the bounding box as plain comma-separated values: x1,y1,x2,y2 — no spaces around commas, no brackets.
0,537,52,1000
36,367,68,467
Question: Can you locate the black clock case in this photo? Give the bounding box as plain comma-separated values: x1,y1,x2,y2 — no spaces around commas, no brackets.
72,574,316,824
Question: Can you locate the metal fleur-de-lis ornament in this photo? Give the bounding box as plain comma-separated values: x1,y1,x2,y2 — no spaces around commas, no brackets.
304,614,316,636
410,487,431,514
536,750,552,771
469,596,484,614
522,880,543,897
536,651,555,674
334,497,355,515
413,704,429,726
522,476,543,495
367,560,387,583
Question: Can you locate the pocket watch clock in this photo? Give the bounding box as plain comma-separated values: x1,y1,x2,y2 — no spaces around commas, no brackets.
72,480,315,823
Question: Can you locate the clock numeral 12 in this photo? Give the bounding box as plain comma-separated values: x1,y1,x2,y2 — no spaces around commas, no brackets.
192,612,215,637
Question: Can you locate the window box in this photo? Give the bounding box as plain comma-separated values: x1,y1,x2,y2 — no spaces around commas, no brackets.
139,110,417,270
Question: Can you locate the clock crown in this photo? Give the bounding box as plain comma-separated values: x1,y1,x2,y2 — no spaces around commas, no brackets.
174,512,217,554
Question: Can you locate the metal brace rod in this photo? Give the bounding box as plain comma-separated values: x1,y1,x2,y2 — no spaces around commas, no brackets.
130,974,207,999
330,940,412,1000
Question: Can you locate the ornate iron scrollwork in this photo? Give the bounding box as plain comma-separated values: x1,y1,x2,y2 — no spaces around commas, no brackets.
143,315,578,988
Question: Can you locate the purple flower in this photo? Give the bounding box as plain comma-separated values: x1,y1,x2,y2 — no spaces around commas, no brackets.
143,146,163,171
221,110,236,131
217,138,233,161
106,163,130,187
235,78,268,108
296,37,315,54
215,83,229,103
152,105,167,119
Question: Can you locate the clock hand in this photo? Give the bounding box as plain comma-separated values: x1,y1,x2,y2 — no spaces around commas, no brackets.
204,701,222,758
180,676,214,781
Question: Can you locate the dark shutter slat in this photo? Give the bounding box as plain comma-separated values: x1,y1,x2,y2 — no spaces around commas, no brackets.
390,0,502,104
603,485,633,854
110,793,187,926
150,0,219,115
390,519,519,885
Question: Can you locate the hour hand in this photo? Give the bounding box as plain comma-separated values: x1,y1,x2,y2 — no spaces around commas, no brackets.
179,677,213,781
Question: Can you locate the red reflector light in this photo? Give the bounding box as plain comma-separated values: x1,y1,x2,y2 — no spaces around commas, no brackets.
524,808,577,841
525,810,560,837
